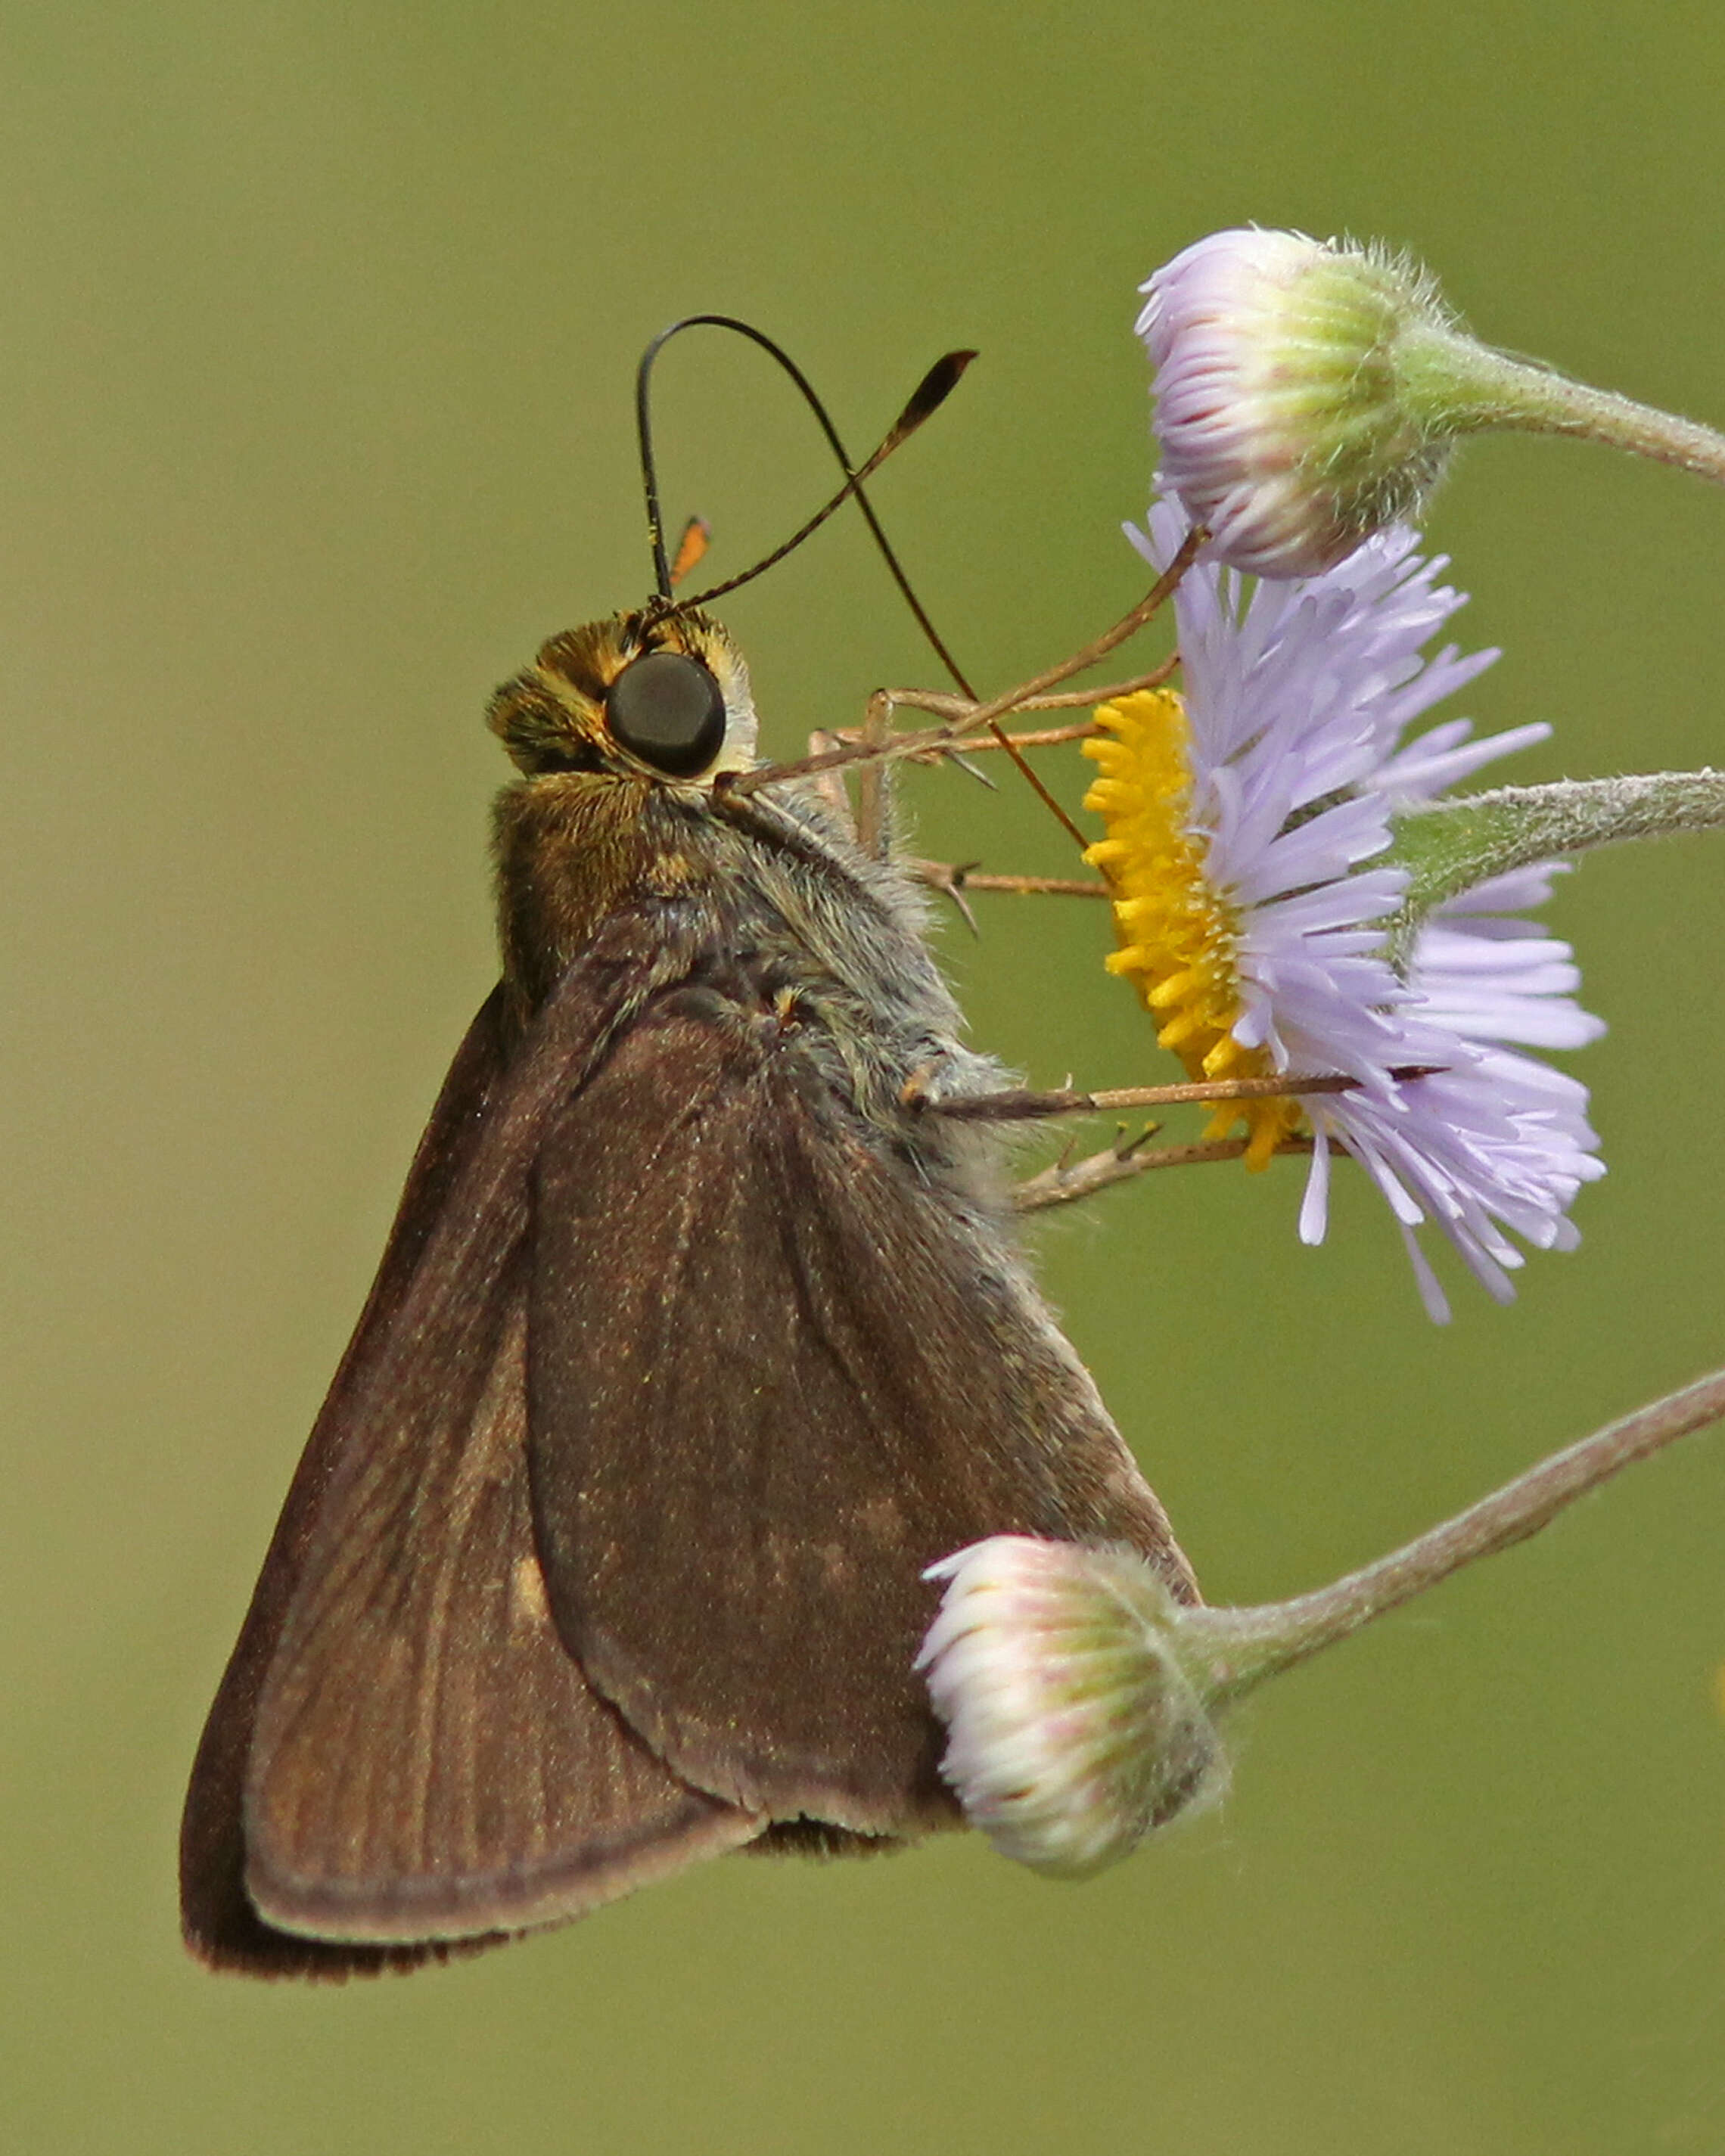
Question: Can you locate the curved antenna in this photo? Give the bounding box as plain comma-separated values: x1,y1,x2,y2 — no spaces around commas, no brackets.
635,314,978,697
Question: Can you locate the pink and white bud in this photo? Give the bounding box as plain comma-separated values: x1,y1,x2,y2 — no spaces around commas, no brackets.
1139,228,1453,577
918,1536,1225,1878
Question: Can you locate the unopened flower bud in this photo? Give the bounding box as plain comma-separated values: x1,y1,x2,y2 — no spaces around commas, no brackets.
917,1537,1225,1877
1140,226,1725,578
1138,228,1453,576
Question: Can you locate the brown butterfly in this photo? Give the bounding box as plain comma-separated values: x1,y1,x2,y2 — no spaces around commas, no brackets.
179,325,1198,1977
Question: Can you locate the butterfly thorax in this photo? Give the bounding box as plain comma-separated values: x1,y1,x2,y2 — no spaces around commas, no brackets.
486,607,1003,1142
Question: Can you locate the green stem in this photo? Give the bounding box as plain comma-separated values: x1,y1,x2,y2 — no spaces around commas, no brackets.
1387,771,1725,963
1179,1365,1725,1701
1400,325,1725,484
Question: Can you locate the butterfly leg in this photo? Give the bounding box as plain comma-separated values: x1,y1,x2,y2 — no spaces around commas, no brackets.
1014,1129,1317,1211
853,690,897,861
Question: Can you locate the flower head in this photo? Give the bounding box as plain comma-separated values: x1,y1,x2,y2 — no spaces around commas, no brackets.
1083,506,1605,1321
1139,228,1456,576
917,1536,1224,1876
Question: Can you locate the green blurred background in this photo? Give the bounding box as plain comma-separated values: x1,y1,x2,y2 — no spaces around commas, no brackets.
4,3,1721,2150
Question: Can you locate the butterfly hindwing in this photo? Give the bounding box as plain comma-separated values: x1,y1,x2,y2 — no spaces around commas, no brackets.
527,980,1196,1831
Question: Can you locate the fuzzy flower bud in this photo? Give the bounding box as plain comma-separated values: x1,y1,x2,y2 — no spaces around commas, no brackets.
1141,226,1725,578
1138,228,1453,576
917,1538,1226,1877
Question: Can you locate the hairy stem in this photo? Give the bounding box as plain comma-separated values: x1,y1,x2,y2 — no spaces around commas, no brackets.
1182,1367,1725,1699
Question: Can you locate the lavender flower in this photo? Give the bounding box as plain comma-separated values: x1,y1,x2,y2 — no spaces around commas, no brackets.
1083,506,1604,1320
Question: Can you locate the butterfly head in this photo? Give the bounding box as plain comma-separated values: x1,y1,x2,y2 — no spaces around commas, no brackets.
487,607,758,784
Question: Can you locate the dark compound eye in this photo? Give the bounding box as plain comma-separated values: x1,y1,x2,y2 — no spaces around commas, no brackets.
605,651,727,777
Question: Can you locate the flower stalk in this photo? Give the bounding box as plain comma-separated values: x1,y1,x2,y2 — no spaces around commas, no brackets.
1388,770,1725,952
1180,1364,1725,1701
1391,325,1725,484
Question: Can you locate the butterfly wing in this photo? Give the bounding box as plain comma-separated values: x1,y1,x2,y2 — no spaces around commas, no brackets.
527,980,1197,1831
181,919,760,1977
240,1243,754,1951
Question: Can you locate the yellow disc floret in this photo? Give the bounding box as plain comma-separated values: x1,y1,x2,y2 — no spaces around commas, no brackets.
1082,691,1301,1170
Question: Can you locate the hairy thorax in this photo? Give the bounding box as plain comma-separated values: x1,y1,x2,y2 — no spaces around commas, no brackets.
491,771,1006,1194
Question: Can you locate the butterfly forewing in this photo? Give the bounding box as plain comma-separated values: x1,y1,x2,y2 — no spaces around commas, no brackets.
245,1245,757,1943
181,917,758,1975
180,989,513,1975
